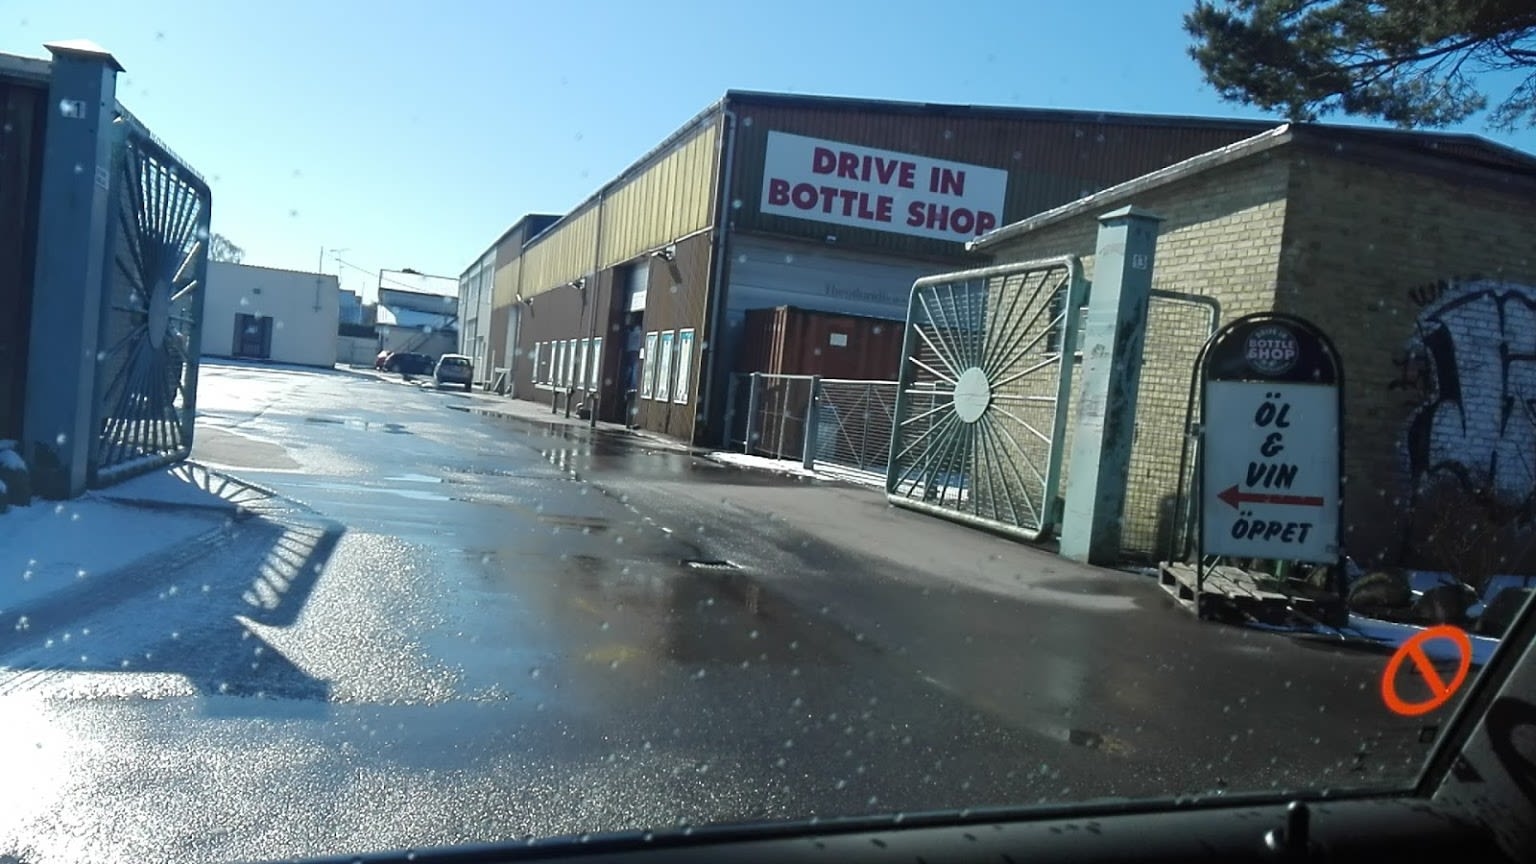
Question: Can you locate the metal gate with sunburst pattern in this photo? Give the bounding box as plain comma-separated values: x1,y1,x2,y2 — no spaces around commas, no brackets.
887,256,1085,541
91,111,211,486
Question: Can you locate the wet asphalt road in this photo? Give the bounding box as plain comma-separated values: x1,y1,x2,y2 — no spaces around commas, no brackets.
0,361,1468,863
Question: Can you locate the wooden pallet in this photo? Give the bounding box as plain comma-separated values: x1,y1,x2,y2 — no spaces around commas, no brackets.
1159,562,1324,623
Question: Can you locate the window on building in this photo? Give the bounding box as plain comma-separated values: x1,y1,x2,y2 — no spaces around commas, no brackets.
655,331,675,403
563,339,576,387
673,329,694,404
576,338,589,390
532,342,543,385
640,332,658,399
589,337,602,390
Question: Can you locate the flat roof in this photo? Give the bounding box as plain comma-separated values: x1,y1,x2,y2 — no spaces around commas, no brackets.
723,89,1272,131
209,260,337,281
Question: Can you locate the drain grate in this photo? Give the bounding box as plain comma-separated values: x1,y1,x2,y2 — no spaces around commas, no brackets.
682,559,740,571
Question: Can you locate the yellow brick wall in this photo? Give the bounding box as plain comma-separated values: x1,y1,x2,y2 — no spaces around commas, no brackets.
1281,147,1536,569
979,154,1293,557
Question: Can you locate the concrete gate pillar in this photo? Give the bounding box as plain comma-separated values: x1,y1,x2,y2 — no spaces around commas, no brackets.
22,40,123,498
1058,206,1161,564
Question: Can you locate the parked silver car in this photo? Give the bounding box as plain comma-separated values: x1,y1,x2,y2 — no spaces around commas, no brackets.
433,353,473,392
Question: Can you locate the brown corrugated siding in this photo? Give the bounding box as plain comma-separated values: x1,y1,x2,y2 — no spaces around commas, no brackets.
513,281,588,401
727,99,1270,260
632,232,714,441
737,307,904,379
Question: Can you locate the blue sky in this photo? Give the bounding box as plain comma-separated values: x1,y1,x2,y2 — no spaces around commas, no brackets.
7,0,1535,302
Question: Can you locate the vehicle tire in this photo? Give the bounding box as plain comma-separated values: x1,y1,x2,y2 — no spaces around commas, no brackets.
464,382,472,393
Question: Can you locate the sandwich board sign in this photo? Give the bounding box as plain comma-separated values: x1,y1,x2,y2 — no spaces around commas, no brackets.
1198,313,1343,565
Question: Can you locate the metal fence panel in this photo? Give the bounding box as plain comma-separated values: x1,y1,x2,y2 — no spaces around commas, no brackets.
749,375,815,461
812,379,897,478
91,114,211,487
887,256,1084,541
1124,290,1220,562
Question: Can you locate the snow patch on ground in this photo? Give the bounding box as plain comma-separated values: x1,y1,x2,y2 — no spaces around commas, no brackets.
1342,614,1503,666
0,448,24,472
705,452,885,488
0,472,229,619
93,464,252,510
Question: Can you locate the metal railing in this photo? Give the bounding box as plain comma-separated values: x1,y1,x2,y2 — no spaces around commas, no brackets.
811,379,898,477
727,373,818,462
726,373,935,484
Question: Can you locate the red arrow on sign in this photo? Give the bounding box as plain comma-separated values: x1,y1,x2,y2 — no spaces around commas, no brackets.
1217,485,1324,510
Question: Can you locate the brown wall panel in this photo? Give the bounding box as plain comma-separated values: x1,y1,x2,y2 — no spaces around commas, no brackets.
631,232,714,441
727,96,1270,262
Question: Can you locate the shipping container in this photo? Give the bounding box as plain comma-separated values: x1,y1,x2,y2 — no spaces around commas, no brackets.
736,306,905,379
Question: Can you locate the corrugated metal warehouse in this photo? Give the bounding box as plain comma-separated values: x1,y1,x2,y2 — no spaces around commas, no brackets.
458,91,1274,444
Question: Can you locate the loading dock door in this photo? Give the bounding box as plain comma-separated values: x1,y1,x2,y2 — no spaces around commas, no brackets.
887,256,1085,541
727,238,927,325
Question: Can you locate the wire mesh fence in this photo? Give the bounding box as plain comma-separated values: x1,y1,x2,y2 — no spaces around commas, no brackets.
811,379,898,479
726,374,904,483
725,279,1214,561
1121,290,1220,562
726,373,819,461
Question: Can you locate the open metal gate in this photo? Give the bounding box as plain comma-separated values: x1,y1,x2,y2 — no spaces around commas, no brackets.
887,256,1085,540
91,110,210,486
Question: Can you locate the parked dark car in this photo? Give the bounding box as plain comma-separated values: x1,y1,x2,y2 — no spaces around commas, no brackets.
384,352,434,376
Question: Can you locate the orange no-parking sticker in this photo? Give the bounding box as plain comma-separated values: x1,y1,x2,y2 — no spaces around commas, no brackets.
1380,625,1473,717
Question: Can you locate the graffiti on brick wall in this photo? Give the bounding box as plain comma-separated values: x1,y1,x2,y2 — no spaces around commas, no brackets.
1392,278,1536,517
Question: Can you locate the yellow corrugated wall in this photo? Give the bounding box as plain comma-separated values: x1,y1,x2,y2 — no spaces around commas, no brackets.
492,256,521,309
599,123,718,264
513,122,720,301
519,206,599,297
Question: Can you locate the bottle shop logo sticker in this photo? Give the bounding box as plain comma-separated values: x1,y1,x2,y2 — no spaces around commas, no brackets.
1245,325,1300,376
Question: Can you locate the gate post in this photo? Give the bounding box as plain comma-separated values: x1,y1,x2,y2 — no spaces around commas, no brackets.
802,375,821,470
1059,206,1161,564
744,372,761,454
22,41,123,499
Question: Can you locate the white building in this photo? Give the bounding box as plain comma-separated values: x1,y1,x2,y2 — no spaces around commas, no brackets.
338,288,363,324
201,262,339,367
377,286,458,359
458,250,495,384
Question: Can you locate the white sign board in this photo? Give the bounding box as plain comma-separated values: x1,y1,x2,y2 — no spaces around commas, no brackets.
760,131,1008,243
1201,380,1340,562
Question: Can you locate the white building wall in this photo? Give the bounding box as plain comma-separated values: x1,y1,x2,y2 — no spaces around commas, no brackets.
458,251,496,379
202,261,340,367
